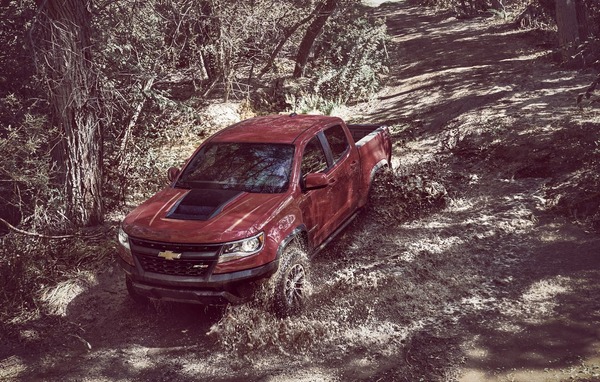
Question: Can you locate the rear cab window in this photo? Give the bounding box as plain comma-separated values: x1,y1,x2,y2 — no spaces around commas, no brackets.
323,125,350,164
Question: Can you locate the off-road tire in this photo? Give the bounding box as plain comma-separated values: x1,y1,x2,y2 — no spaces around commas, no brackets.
366,165,391,211
270,242,310,317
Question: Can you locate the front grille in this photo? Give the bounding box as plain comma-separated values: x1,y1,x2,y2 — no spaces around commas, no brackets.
136,254,213,276
130,237,222,277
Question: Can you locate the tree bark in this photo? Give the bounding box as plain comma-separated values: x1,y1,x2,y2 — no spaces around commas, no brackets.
36,0,104,227
293,0,339,78
575,0,589,41
259,10,317,78
555,0,580,58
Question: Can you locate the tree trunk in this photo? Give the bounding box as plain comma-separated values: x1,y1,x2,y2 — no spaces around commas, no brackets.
293,0,338,78
575,0,589,41
259,10,317,78
555,0,580,58
36,0,104,227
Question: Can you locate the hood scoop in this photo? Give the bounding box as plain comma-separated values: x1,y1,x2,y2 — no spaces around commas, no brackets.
166,189,242,221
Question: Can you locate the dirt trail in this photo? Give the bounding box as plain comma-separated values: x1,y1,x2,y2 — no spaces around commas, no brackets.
358,2,600,381
2,1,600,381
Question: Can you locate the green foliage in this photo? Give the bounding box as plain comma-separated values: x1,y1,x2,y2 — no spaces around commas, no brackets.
0,1,38,100
0,1,58,229
514,0,555,29
285,92,342,115
0,236,46,324
586,0,600,37
94,0,324,206
455,0,494,16
414,0,530,18
0,94,76,327
279,6,389,112
308,13,389,102
0,94,65,232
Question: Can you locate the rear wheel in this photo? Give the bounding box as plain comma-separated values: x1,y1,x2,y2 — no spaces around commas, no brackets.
366,165,391,209
269,241,310,317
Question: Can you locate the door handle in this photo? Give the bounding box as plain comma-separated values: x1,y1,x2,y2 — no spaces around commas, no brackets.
328,177,337,185
350,160,359,170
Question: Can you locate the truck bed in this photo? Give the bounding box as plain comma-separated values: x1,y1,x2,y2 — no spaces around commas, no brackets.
347,124,386,147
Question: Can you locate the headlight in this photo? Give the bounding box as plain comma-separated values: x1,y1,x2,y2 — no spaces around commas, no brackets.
219,232,264,263
117,226,135,266
118,226,131,250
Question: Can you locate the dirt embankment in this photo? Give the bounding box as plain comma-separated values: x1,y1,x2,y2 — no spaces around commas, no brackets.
2,1,600,381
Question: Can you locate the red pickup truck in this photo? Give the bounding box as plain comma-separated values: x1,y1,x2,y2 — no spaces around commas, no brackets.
117,114,391,315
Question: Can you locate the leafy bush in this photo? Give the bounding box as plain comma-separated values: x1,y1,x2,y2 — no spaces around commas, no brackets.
0,94,66,233
514,0,555,28
95,0,321,206
102,95,206,208
412,0,495,16
413,0,546,19
285,92,342,115
308,13,389,103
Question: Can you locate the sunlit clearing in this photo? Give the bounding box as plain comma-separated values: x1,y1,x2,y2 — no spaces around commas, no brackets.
496,276,572,326
521,277,571,303
40,271,98,316
259,368,338,382
541,73,578,83
498,52,548,62
0,356,27,381
362,0,404,6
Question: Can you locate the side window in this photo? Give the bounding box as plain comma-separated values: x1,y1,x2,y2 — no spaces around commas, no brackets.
301,137,328,178
324,125,349,163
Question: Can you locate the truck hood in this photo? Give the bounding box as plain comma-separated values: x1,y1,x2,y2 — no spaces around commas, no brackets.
122,187,291,243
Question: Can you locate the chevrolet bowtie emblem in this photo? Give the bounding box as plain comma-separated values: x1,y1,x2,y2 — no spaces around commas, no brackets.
158,250,182,260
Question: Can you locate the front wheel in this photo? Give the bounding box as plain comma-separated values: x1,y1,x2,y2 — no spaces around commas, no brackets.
269,242,310,317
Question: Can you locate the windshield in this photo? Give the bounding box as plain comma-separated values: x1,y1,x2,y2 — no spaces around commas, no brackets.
176,142,295,193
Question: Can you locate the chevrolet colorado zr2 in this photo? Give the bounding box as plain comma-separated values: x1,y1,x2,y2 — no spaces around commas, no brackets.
117,114,392,316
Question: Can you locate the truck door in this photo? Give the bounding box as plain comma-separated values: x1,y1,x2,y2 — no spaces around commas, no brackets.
299,126,361,248
321,124,361,231
298,136,331,246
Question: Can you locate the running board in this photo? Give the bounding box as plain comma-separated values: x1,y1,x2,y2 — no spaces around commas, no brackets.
311,212,359,258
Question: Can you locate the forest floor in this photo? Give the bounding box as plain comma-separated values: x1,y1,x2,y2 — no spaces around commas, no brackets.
2,1,600,381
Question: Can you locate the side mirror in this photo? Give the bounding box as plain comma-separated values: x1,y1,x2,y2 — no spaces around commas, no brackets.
167,167,180,183
304,173,329,191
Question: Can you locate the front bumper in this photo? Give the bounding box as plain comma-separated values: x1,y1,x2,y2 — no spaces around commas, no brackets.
119,256,279,305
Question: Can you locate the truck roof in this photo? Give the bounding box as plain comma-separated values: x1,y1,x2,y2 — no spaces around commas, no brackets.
210,114,342,144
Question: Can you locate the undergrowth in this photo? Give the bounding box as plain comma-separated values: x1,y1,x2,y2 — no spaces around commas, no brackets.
0,232,115,333
369,163,450,223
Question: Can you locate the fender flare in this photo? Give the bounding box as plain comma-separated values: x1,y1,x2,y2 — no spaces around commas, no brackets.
361,158,390,205
275,225,308,260
369,158,390,182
